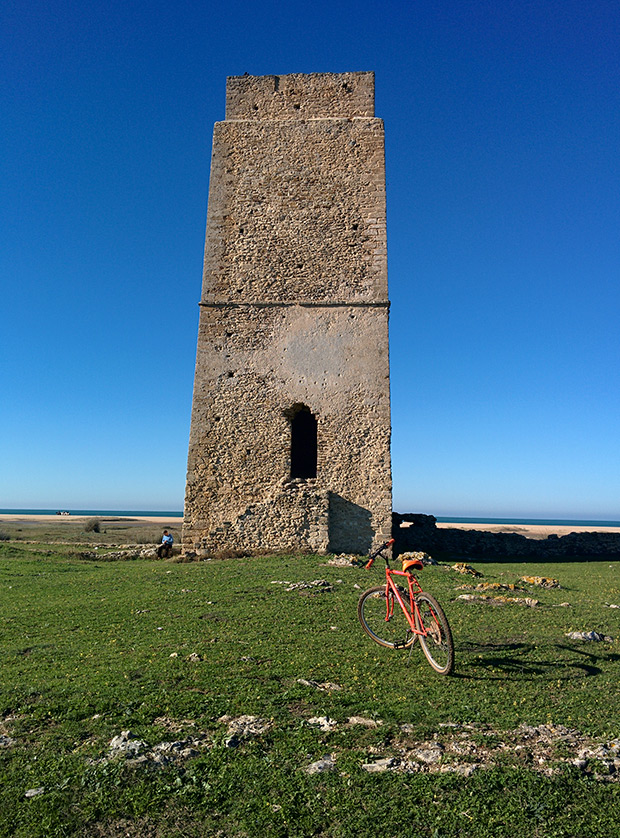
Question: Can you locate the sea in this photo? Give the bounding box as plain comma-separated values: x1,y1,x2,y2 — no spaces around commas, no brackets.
1,509,620,528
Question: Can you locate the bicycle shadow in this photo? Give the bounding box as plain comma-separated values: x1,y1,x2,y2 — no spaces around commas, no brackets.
451,640,620,681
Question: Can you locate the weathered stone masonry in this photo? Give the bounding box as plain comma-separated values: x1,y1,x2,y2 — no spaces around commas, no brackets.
183,72,392,555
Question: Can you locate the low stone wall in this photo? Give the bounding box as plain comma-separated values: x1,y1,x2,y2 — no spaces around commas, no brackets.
393,514,620,560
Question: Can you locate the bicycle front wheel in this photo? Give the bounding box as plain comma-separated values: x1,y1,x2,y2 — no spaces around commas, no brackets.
414,593,454,675
358,586,416,650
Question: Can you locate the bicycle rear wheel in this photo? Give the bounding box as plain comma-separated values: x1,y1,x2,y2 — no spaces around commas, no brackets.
414,593,454,674
357,586,416,650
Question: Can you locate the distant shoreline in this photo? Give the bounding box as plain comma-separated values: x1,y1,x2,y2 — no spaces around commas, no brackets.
1,511,620,540
2,510,619,527
0,513,182,525
434,521,620,540
434,516,620,528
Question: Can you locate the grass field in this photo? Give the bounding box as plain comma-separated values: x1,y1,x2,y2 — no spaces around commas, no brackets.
1,536,620,837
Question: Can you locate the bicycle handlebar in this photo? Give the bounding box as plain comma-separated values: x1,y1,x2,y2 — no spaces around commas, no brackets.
364,538,395,569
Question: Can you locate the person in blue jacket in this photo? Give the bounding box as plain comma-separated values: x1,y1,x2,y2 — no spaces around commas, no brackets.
157,530,174,558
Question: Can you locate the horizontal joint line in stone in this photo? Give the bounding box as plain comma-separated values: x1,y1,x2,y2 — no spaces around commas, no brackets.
222,117,379,124
199,301,390,309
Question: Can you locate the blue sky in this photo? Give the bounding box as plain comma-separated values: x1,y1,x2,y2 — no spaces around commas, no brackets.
2,0,619,518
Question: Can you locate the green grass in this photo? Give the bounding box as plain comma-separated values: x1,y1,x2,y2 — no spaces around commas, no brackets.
1,544,620,836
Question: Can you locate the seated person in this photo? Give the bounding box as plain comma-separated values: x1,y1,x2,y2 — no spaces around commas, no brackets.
157,530,174,557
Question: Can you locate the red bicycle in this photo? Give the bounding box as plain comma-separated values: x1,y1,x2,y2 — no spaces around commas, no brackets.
357,538,454,675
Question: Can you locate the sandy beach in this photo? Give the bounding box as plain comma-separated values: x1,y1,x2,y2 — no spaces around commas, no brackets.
436,521,620,540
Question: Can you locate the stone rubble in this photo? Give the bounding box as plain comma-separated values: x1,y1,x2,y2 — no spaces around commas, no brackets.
407,743,444,764
218,715,273,749
456,593,539,607
78,547,164,562
305,754,337,775
451,563,483,577
271,579,334,592
296,678,343,692
457,582,520,592
347,716,382,728
565,631,613,642
323,555,361,567
90,729,209,767
307,716,338,732
361,756,396,773
109,730,147,758
521,576,560,588
366,722,620,780
51,714,620,782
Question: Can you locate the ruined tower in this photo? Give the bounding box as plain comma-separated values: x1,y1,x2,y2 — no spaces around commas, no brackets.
183,71,391,555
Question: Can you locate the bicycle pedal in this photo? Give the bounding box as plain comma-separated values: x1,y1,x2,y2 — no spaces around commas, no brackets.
393,639,408,649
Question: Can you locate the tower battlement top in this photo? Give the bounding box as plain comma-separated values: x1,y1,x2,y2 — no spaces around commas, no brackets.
225,72,375,121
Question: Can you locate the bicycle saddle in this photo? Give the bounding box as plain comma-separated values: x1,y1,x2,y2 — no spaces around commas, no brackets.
402,557,424,572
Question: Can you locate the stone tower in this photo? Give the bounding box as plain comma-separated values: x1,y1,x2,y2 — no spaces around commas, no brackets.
183,71,391,555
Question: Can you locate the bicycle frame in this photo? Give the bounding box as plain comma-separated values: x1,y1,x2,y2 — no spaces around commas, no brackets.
365,539,434,641
383,569,428,642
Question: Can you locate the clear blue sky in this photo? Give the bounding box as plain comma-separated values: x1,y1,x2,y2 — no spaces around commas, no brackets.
2,0,619,518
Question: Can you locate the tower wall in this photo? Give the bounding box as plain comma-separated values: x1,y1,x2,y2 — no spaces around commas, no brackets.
183,72,392,555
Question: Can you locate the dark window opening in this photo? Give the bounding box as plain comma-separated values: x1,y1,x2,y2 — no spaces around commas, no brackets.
290,406,317,479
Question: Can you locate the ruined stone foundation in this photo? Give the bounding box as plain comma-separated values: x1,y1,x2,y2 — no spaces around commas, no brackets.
183,72,392,555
